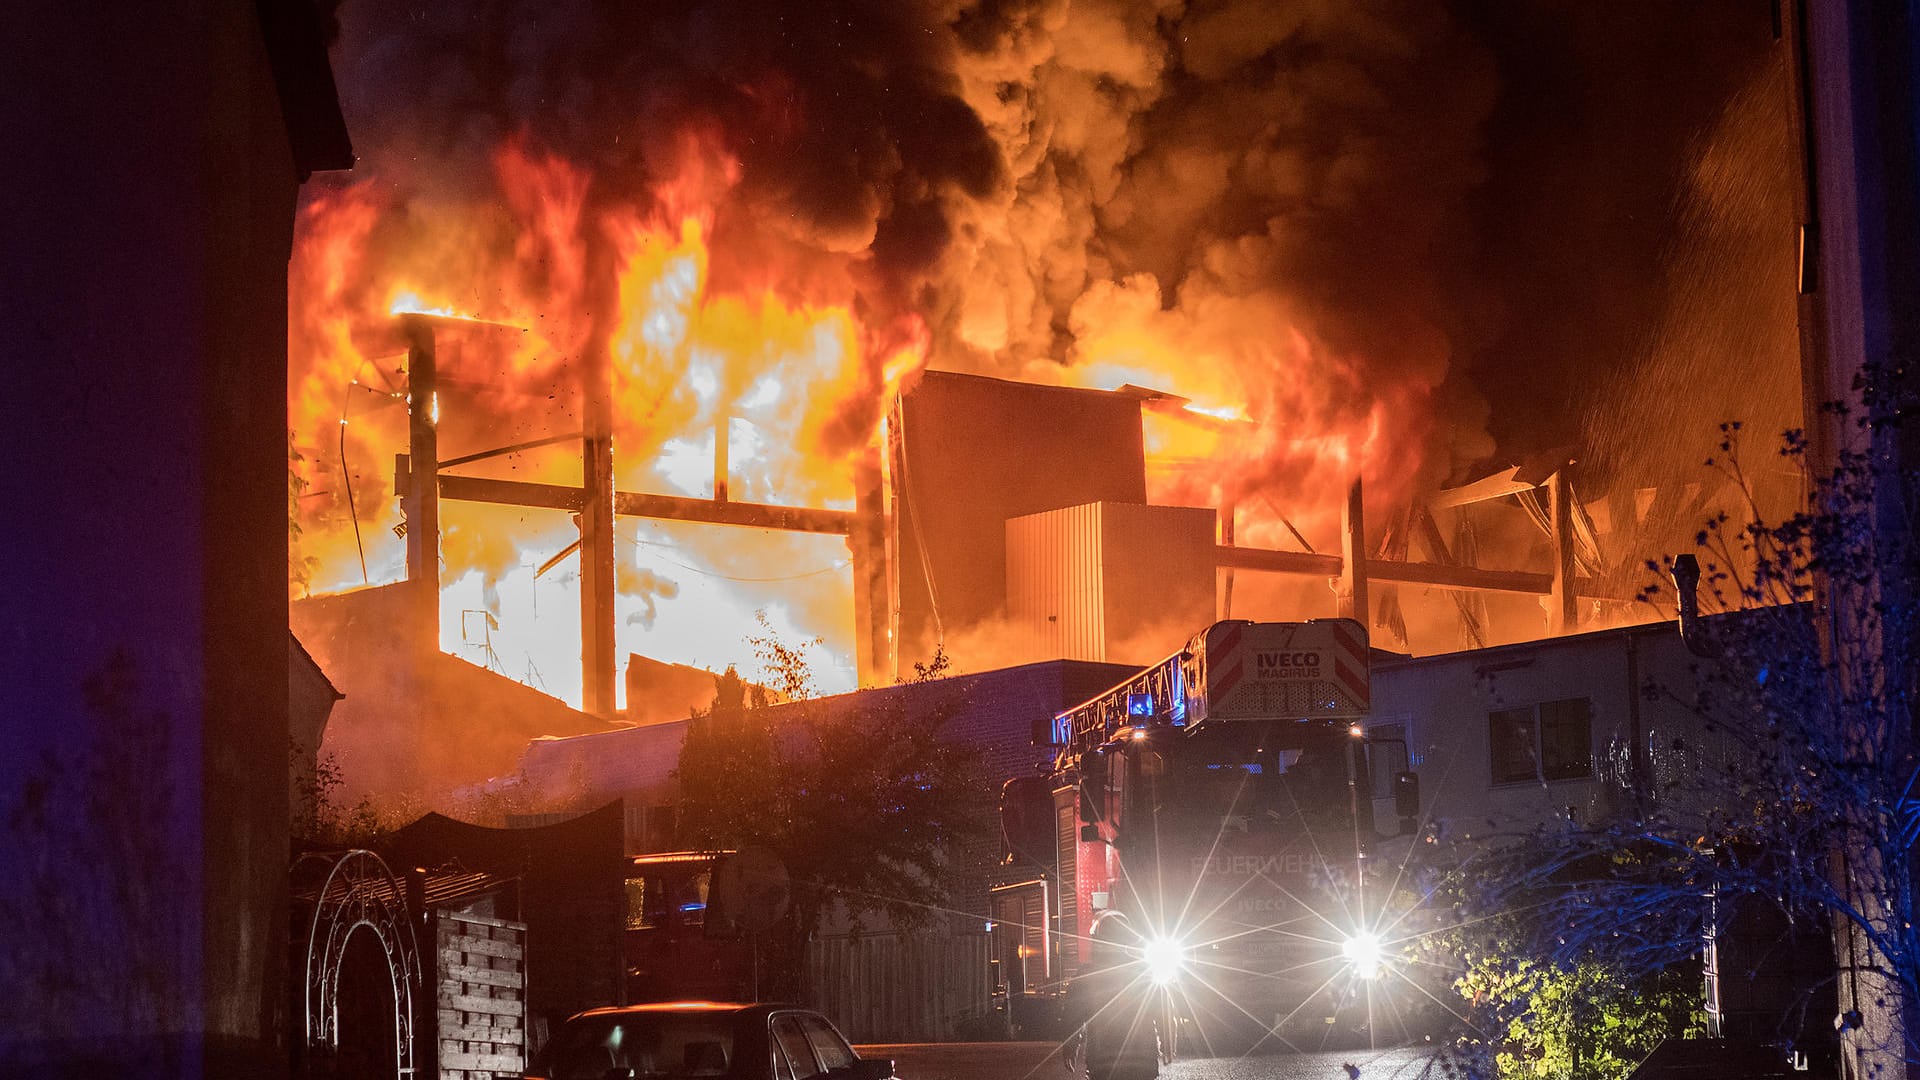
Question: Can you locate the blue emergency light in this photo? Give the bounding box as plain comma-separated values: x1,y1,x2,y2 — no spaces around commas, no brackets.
1127,693,1155,718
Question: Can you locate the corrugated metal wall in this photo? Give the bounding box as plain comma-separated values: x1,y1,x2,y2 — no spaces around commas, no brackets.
1006,502,1217,665
803,932,992,1043
1006,502,1107,661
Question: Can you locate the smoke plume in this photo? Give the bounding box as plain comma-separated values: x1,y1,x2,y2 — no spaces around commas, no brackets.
327,0,1496,502
294,0,1509,698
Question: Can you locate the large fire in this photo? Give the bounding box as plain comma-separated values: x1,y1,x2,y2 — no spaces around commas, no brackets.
289,132,1450,705
291,0,1503,705
291,139,936,703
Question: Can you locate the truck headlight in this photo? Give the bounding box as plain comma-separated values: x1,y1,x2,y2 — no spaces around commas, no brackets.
1142,936,1188,985
1341,931,1383,980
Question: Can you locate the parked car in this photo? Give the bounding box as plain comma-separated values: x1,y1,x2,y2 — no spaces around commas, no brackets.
524,1001,898,1080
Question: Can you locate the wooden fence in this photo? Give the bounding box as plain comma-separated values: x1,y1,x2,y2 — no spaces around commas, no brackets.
434,912,529,1079
803,931,993,1043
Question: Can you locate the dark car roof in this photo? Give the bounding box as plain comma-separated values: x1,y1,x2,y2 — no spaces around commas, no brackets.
541,1002,876,1079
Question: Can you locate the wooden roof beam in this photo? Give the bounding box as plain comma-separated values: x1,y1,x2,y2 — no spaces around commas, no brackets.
435,473,856,535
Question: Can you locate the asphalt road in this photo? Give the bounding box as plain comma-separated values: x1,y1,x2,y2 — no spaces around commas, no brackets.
856,1042,1460,1080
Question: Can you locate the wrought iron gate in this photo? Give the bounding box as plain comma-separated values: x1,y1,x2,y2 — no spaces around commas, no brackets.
294,849,424,1078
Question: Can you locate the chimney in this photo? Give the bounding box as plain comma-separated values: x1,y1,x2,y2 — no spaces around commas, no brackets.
1670,553,1719,657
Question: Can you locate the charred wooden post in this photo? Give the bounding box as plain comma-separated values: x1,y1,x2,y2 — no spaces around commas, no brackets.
1219,500,1237,620
580,409,617,715
580,240,619,718
402,315,440,645
849,455,891,684
1547,469,1577,634
1337,477,1368,623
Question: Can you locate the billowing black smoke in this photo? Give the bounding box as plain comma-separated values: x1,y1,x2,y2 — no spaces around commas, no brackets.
333,0,1003,314
327,0,1501,521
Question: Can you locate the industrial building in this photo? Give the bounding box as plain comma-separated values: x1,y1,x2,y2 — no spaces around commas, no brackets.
485,613,1824,1048
313,362,1638,806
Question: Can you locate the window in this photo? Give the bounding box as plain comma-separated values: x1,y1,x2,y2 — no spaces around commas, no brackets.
774,1033,795,1080
799,1015,856,1071
537,1013,735,1080
624,875,662,931
1537,699,1592,780
673,870,711,928
1365,720,1412,799
629,869,712,931
1489,698,1592,784
772,1016,822,1079
1489,709,1538,784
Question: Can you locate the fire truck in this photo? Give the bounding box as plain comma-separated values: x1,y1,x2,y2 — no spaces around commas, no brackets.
991,620,1420,1080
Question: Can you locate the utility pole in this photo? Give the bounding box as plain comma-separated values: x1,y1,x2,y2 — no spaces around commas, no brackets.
1784,3,1920,1075
402,315,439,646
580,232,619,718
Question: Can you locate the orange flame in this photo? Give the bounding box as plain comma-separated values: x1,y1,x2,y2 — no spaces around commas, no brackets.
292,132,1457,703
289,139,923,703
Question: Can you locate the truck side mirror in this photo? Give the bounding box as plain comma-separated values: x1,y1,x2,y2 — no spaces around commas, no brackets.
1000,777,1054,867
1393,771,1420,824
1077,755,1107,824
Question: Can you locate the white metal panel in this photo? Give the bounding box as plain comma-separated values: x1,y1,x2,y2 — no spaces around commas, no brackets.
1006,503,1106,661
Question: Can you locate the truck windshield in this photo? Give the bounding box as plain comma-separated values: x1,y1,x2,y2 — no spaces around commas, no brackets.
1147,725,1352,839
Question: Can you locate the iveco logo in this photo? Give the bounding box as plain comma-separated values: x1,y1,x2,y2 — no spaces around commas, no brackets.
1257,651,1321,668
1255,651,1321,678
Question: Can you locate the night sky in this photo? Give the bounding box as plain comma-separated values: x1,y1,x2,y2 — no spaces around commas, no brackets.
1453,1,1788,464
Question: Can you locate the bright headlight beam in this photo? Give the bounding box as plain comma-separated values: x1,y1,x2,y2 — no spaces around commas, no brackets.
1142,936,1187,985
1341,931,1384,980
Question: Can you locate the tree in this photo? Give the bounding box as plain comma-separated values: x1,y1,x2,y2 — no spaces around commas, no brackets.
288,431,317,597
1453,950,1701,1080
748,611,820,703
672,631,989,996
673,665,786,855
1429,842,1713,1079
1430,378,1920,1079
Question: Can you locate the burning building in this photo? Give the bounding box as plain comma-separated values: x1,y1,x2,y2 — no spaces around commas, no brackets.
281,3,1810,809
889,371,1158,667
290,1,1489,697
10,0,1916,1075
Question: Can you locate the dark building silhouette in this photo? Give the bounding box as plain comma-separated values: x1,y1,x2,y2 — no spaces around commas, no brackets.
0,1,350,1073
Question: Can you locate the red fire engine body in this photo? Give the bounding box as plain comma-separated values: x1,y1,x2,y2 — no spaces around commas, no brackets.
993,620,1417,1080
